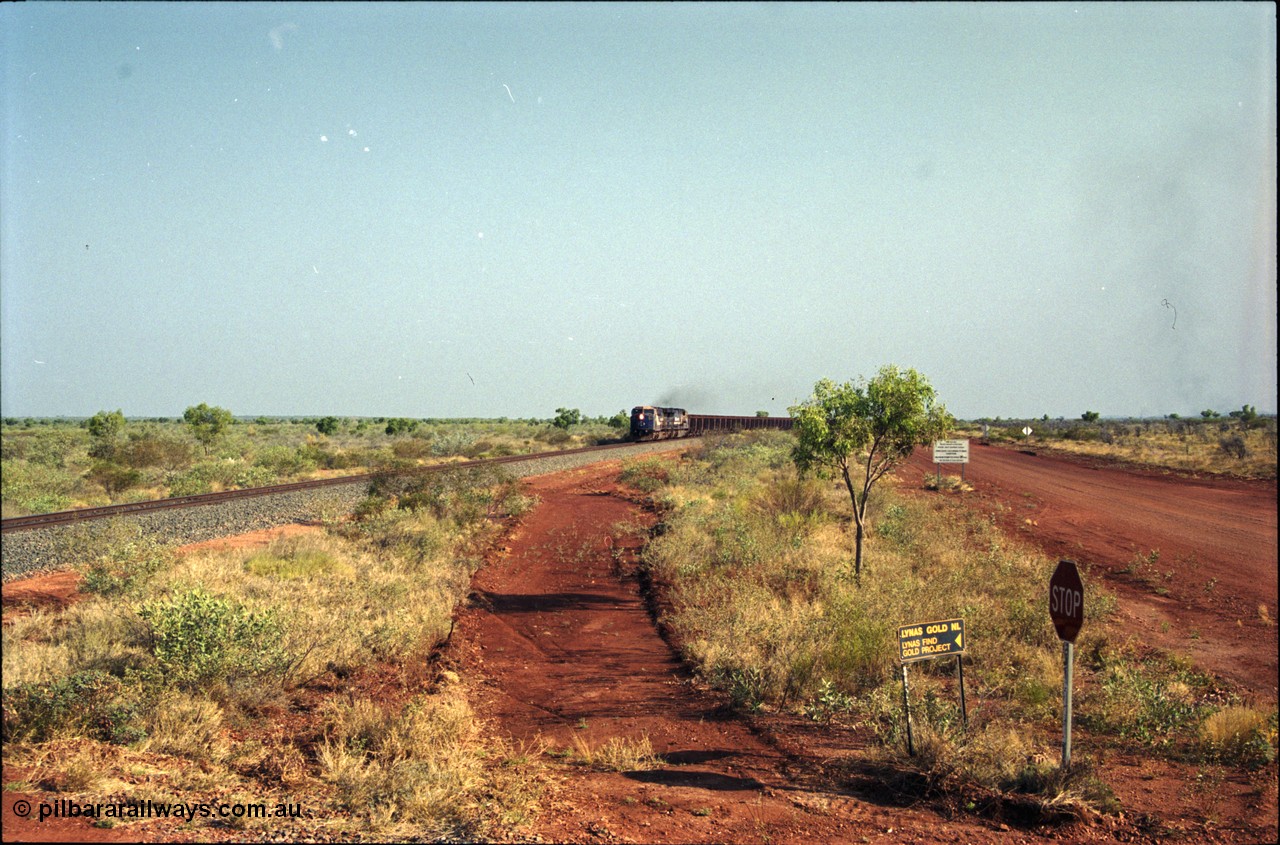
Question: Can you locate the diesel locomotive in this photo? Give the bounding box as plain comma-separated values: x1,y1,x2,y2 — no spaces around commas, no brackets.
629,407,793,440
630,406,689,439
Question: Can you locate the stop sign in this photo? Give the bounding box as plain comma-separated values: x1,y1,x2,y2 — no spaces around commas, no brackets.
1049,560,1084,642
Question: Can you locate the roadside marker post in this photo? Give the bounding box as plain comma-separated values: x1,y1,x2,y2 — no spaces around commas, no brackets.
1049,560,1085,769
897,618,968,756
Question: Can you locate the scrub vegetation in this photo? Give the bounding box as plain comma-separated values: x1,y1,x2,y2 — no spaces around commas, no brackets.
2,469,545,840
632,430,1276,814
1,412,627,517
971,413,1277,480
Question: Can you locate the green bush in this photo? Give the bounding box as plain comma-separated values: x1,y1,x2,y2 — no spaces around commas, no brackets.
117,434,194,470
1079,660,1211,750
166,460,244,497
619,457,669,493
253,445,317,476
1,458,78,513
3,670,146,745
138,588,293,693
81,535,174,598
394,467,508,526
86,461,144,494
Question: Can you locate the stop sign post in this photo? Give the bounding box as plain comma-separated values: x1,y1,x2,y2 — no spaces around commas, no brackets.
1049,560,1084,768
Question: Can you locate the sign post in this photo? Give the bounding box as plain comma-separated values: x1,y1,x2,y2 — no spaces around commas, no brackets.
932,439,970,483
897,618,968,756
1049,560,1084,769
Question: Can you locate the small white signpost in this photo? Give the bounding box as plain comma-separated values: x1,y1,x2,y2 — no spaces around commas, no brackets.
932,439,970,483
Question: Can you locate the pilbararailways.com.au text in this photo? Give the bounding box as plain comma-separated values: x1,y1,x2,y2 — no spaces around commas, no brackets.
21,798,303,823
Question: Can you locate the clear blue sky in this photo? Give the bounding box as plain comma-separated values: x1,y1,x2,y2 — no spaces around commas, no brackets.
3,2,1275,419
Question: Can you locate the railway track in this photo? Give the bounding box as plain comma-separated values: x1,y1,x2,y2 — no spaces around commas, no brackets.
0,441,646,534
1,417,792,580
1,415,792,535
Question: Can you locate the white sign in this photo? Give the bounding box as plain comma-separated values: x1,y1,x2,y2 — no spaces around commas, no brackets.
1022,427,1033,436
932,439,970,464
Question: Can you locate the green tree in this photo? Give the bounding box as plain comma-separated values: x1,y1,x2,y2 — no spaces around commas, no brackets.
607,410,628,429
755,410,770,418
316,416,340,436
86,409,126,440
183,403,234,455
385,418,418,436
1201,409,1220,419
85,409,126,458
789,366,951,585
1081,410,1101,423
552,407,582,430
1227,404,1258,427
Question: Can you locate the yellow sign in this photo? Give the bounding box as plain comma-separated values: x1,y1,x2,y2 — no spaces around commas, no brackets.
898,618,966,663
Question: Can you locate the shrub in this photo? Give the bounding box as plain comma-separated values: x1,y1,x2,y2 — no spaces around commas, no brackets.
1,459,77,513
385,418,419,436
81,535,174,598
393,467,516,527
1078,660,1210,749
535,427,572,446
166,460,243,497
1219,435,1247,460
2,670,146,745
300,443,362,469
118,434,194,470
619,457,669,493
391,438,435,460
137,588,293,693
86,461,144,494
750,473,829,527
253,445,317,476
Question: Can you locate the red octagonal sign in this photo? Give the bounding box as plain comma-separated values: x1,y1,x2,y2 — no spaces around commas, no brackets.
1049,559,1085,643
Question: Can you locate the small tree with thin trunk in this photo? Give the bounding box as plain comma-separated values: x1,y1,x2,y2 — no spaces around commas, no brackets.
789,366,952,585
183,403,234,455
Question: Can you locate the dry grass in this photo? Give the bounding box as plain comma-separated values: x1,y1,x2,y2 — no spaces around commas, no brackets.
2,472,547,839
984,422,1278,479
569,733,660,772
631,430,1275,814
1199,706,1276,767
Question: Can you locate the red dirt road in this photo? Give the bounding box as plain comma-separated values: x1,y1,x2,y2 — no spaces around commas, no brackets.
446,463,1033,843
899,443,1278,697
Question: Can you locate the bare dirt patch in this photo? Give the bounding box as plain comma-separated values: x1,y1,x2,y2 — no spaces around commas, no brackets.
2,570,83,623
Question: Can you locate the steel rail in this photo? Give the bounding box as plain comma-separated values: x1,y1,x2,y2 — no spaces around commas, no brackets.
0,415,791,534
0,440,657,534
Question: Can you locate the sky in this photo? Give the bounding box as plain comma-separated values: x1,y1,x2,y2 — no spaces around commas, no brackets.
2,2,1275,420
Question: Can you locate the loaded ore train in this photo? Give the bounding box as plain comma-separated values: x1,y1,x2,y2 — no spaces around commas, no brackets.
629,406,793,440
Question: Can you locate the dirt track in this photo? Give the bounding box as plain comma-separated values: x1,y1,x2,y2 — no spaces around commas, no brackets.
446,462,1021,843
